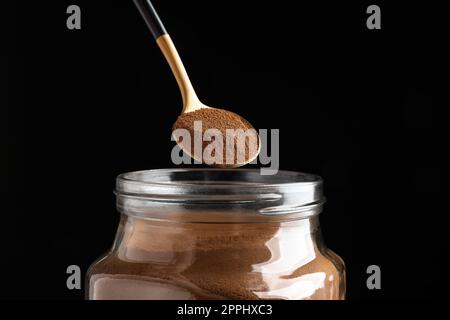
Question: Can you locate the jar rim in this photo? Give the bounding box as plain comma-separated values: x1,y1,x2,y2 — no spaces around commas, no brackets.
117,168,321,189
115,169,324,221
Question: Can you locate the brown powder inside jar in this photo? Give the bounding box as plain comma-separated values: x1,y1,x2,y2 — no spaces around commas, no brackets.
89,219,343,300
172,108,260,167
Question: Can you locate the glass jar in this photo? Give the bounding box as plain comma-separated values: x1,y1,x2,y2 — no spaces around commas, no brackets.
87,169,345,300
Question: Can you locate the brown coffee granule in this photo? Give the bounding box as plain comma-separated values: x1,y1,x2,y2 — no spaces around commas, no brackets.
172,108,259,167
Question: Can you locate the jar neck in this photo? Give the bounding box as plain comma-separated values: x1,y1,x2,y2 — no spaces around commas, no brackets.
112,215,325,268
116,169,325,223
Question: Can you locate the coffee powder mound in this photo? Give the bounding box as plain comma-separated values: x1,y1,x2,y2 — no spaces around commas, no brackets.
172,108,259,167
89,221,342,300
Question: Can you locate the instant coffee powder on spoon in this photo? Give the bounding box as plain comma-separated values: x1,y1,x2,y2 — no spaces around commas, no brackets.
134,0,260,167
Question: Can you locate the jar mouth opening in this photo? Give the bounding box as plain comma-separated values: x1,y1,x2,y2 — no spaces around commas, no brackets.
117,168,321,192
116,169,324,220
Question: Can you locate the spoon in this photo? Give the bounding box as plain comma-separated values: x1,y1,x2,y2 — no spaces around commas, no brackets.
133,0,260,167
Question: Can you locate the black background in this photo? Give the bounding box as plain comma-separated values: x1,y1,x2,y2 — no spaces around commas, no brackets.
1,0,448,300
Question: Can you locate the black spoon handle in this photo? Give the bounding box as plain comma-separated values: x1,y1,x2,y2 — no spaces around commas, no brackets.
133,0,167,39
